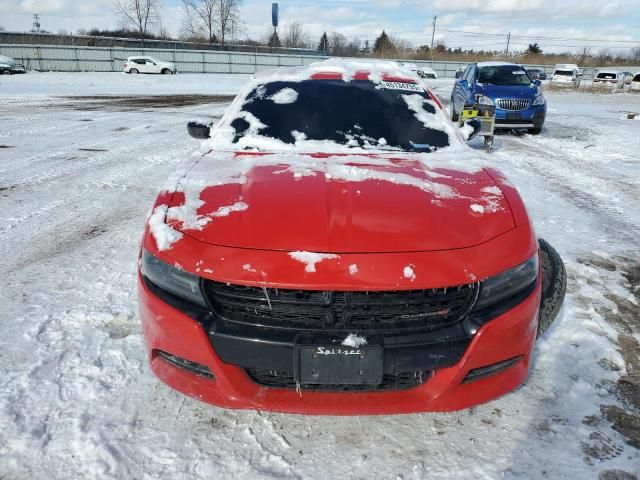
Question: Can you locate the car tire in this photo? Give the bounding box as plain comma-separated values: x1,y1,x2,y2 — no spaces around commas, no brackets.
1,69,10,75
450,99,459,122
130,68,139,74
162,69,173,75
528,127,543,135
537,238,567,337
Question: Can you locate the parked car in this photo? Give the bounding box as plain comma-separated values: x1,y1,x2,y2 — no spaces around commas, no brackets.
138,59,566,414
593,70,625,88
451,61,547,134
549,64,582,88
526,68,547,81
124,56,177,74
621,71,634,85
631,72,640,92
401,63,438,79
0,55,26,75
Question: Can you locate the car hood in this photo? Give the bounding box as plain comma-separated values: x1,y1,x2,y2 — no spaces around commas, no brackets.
478,84,539,99
165,152,515,253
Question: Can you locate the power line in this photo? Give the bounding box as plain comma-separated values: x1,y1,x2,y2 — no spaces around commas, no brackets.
438,28,640,44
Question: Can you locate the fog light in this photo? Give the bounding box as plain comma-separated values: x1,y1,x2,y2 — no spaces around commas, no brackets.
156,350,215,379
462,356,522,383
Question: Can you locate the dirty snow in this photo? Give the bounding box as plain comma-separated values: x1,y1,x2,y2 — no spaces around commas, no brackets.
288,251,339,273
0,72,639,479
342,334,368,348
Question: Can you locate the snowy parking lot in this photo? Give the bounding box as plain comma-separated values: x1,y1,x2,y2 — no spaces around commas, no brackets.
1,72,639,479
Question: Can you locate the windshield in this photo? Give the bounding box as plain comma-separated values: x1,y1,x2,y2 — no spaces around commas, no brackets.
554,70,573,76
634,74,640,82
228,80,450,152
477,65,532,86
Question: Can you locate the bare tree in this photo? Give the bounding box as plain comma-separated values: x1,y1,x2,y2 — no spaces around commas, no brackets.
181,0,241,46
282,22,308,49
115,0,161,38
182,0,217,43
216,0,241,46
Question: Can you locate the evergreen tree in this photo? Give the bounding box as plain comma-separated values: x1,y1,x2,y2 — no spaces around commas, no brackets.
268,31,281,48
318,32,329,53
373,30,395,56
527,43,542,54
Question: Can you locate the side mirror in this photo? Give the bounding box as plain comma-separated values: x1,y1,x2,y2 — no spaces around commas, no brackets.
533,79,542,86
461,118,482,141
187,121,210,139
455,70,464,79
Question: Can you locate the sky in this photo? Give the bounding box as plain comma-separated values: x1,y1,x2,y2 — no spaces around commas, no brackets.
2,0,640,55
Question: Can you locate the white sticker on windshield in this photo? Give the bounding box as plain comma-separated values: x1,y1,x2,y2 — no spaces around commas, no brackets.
379,81,423,92
513,71,527,75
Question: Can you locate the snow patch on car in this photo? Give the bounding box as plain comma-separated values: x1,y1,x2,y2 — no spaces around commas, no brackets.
269,87,298,104
403,265,416,281
481,186,502,195
148,204,183,251
342,334,367,348
289,251,339,272
470,204,485,214
348,264,359,275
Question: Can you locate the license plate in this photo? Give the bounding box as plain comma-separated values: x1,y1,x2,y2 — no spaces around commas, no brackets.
506,112,522,120
294,344,383,385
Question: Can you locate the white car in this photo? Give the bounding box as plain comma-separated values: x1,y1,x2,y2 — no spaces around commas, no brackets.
593,70,625,88
123,56,177,75
630,72,640,92
550,64,582,88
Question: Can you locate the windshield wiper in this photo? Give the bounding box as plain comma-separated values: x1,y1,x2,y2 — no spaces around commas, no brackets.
409,141,435,153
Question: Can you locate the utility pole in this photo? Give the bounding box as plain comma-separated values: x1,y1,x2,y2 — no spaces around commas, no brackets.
430,15,437,60
32,14,41,33
506,32,511,55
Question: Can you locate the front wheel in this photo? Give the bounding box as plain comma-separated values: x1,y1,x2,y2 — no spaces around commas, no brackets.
450,99,459,122
0,69,10,75
528,127,542,135
162,69,173,75
537,238,567,337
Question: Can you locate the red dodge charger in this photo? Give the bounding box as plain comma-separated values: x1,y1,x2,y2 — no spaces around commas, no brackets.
138,60,565,414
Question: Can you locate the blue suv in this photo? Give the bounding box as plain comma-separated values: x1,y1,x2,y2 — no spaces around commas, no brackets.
451,62,546,134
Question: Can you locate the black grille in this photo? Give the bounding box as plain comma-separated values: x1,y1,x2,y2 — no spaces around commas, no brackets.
204,281,478,333
246,368,431,392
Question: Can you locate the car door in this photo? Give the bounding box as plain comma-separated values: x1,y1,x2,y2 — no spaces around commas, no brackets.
146,58,161,74
453,65,472,114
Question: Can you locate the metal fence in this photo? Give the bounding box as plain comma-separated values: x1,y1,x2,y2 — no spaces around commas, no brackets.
0,44,327,74
2,44,635,79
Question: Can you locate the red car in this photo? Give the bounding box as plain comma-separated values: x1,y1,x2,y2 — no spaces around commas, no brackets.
138,60,565,414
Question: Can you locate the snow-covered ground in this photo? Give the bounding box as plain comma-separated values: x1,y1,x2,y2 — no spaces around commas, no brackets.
1,73,639,479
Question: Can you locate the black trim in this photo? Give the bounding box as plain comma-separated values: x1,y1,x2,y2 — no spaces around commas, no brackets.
462,355,522,383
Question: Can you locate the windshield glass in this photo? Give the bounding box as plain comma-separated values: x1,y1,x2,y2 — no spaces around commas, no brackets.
555,70,573,76
228,80,450,152
477,65,532,86
634,74,640,82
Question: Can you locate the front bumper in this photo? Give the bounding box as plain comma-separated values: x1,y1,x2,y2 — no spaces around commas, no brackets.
139,269,541,415
494,104,546,130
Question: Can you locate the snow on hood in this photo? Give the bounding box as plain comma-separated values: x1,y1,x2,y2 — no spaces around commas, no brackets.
146,147,512,253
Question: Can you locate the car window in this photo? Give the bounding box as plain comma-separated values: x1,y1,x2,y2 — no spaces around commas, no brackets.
464,66,475,84
634,74,640,82
597,73,617,79
228,79,450,151
133,59,145,65
554,70,573,76
478,65,532,86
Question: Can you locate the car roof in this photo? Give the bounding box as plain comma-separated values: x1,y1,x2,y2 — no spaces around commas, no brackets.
476,61,520,68
252,58,417,84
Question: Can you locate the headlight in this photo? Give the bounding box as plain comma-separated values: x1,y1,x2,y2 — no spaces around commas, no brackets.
477,95,494,106
473,255,539,311
533,94,546,105
141,249,208,307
